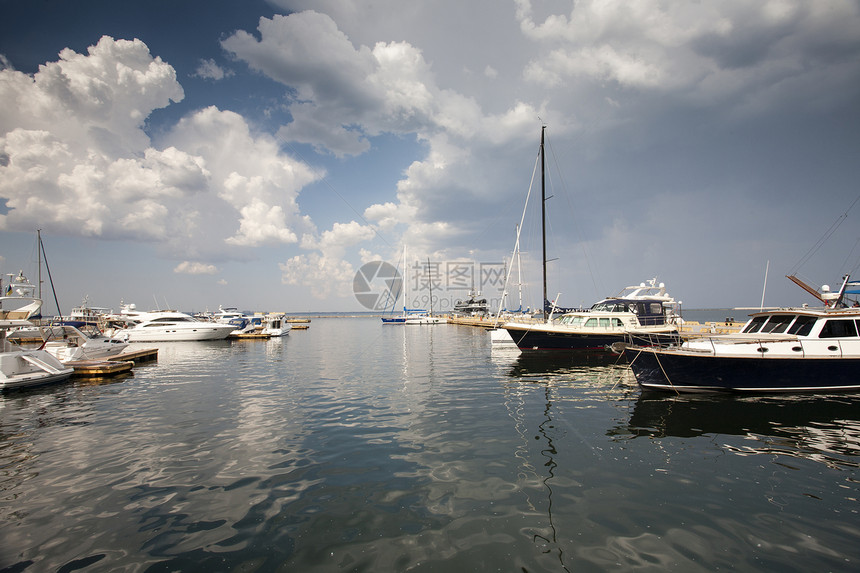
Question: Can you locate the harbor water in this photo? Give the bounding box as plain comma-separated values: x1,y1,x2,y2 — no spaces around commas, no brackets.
1,318,858,571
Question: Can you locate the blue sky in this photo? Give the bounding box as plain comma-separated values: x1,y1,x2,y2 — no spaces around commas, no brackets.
2,0,860,315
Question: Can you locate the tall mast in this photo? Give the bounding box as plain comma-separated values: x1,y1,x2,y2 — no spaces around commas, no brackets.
540,125,547,322
427,257,434,316
37,228,42,300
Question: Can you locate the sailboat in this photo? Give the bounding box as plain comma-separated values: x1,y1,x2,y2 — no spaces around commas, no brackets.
499,126,681,351
406,258,445,324
382,246,409,324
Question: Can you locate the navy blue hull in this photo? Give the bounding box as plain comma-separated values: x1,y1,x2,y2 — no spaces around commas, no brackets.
624,347,860,393
504,326,675,351
504,328,622,351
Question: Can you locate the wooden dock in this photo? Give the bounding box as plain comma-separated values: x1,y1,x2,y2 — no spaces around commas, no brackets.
117,347,159,362
447,316,498,328
68,347,158,378
69,359,134,377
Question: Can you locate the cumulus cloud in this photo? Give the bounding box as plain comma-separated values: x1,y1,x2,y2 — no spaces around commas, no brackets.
279,252,356,299
516,0,860,112
0,36,318,262
280,220,377,296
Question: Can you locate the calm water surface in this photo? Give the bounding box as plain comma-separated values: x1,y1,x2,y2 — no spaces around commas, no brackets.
1,318,858,572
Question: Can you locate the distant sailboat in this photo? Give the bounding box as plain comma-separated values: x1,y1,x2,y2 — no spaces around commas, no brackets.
405,258,445,324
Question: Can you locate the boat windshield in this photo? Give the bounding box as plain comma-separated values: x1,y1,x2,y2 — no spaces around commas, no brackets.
787,316,816,336
760,314,795,334
742,316,767,333
744,314,819,337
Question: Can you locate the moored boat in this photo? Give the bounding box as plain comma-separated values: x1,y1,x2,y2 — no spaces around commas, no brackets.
111,305,234,342
503,278,680,351
9,324,129,363
0,318,74,391
259,313,292,337
451,290,489,317
621,275,860,393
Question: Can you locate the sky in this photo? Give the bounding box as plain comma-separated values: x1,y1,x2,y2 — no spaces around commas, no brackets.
1,0,860,315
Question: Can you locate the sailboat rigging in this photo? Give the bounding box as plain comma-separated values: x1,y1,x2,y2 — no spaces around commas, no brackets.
499,126,681,351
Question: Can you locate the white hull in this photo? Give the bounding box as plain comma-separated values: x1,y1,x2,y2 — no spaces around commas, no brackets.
124,326,234,342
111,307,235,342
0,350,74,391
45,338,129,362
405,315,446,324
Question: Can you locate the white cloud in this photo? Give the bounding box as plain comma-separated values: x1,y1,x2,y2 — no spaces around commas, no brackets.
174,261,218,274
193,58,234,80
0,38,319,262
279,252,355,299
280,220,376,295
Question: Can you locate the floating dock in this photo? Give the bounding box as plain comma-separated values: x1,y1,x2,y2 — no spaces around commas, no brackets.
68,347,158,378
117,347,159,362
69,360,134,377
447,316,496,328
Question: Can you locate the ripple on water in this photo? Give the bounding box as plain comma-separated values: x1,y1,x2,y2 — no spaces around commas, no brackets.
1,320,860,571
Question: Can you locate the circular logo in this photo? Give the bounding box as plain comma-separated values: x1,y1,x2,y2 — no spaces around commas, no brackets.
353,261,403,311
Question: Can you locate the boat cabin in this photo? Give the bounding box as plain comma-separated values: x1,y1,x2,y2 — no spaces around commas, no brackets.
740,311,860,339
589,298,671,326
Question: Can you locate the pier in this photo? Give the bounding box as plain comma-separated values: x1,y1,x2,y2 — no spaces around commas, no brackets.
68,347,158,378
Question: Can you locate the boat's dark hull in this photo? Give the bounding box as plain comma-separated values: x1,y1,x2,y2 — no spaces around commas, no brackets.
624,347,860,393
503,326,675,351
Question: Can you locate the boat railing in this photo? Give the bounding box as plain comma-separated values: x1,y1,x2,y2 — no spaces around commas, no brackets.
625,331,683,348
681,334,812,356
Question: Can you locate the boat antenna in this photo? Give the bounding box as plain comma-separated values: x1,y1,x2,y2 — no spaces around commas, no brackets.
760,260,769,311
541,124,548,322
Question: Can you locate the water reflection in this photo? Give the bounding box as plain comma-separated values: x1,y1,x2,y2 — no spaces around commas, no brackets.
620,393,860,469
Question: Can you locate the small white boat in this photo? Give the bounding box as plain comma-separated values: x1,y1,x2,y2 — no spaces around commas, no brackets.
10,324,129,363
112,305,234,342
259,313,291,337
405,313,446,324
0,317,74,391
213,306,258,336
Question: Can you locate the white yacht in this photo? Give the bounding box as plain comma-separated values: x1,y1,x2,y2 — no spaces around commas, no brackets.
0,270,43,319
113,305,234,342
